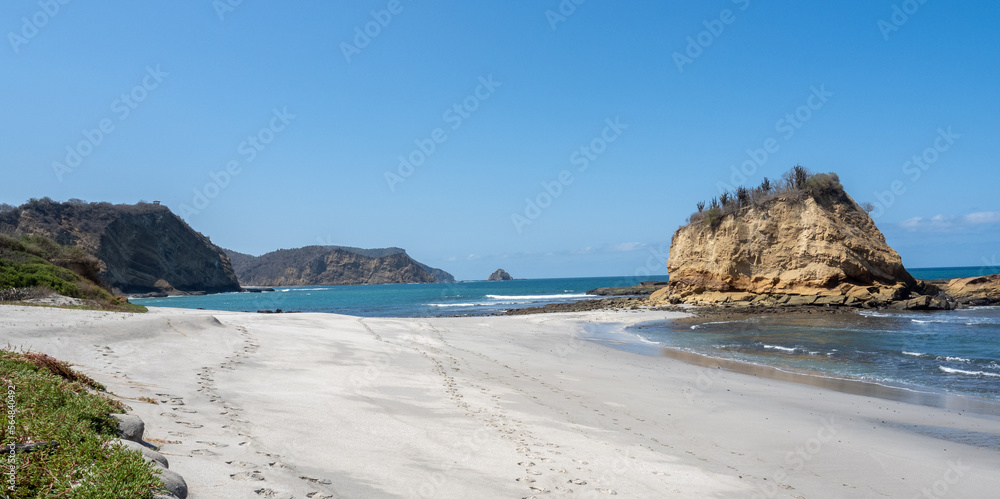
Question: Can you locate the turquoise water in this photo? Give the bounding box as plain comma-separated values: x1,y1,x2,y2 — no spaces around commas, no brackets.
629,307,1000,401
909,266,999,280
132,275,665,317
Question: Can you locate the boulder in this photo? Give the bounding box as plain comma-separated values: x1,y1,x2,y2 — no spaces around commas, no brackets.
785,295,817,306
945,274,1000,305
814,295,847,306
111,413,144,442
488,269,514,281
156,468,188,499
108,438,168,469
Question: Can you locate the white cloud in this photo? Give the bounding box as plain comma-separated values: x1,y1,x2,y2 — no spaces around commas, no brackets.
963,211,1000,225
605,242,647,252
899,211,1000,232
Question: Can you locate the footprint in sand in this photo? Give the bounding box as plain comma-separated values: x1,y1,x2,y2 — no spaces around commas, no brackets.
596,487,618,495
231,471,266,481
516,477,536,483
299,476,332,485
176,421,203,428
528,486,550,494
526,469,542,476
167,431,191,437
173,407,197,413
226,461,262,468
253,488,293,498
196,441,228,447
191,449,218,456
568,478,587,485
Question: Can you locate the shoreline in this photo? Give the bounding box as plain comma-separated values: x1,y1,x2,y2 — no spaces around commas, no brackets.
2,304,999,497
582,315,1000,417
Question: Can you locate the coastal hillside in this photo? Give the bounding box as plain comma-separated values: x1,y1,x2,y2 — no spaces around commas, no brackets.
654,167,943,308
224,246,451,286
0,233,146,311
0,199,240,295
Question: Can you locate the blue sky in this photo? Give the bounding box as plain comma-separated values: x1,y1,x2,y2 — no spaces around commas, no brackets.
2,1,998,280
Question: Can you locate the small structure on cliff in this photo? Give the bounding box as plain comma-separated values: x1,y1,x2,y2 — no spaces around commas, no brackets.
650,167,955,309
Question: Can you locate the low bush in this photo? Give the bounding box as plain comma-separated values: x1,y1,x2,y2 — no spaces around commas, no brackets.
0,350,165,498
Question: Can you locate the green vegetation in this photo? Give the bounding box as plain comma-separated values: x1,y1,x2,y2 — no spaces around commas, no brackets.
688,165,847,228
0,234,146,313
0,350,165,498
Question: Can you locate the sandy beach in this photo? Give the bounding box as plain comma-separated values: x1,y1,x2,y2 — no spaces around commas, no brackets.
2,305,999,498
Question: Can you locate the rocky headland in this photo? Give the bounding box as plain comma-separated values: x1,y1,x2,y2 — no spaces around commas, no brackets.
645,167,998,310
0,199,240,295
224,246,451,286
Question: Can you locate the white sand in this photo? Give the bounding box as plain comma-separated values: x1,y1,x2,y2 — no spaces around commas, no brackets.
2,305,999,498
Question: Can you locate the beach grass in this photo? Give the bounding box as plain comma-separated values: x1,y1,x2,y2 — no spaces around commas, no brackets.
0,350,164,498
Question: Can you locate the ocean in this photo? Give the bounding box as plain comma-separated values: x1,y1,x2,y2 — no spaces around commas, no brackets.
626,307,1000,403
131,275,662,317
133,268,999,403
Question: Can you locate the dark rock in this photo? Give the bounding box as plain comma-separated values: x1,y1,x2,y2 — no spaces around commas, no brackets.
109,439,169,469
157,468,188,499
904,295,933,310
111,413,144,442
587,286,660,296
814,295,847,306
488,269,513,281
640,281,670,287
504,297,661,315
785,295,817,306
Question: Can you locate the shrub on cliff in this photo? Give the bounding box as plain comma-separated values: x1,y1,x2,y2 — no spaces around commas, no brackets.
688,166,848,228
0,234,145,312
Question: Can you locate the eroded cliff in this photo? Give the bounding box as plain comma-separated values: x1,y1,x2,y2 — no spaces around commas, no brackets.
0,199,240,294
651,171,946,309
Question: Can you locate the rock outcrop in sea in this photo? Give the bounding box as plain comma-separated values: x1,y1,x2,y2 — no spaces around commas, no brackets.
0,199,240,295
649,168,954,309
488,268,513,281
224,246,449,286
944,275,1000,306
